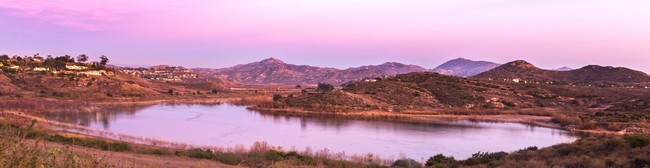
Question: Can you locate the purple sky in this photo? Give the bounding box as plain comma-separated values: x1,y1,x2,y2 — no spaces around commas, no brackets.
1,0,649,72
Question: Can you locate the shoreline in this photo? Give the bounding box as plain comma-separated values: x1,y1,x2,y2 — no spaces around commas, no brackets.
2,95,624,135
247,106,622,135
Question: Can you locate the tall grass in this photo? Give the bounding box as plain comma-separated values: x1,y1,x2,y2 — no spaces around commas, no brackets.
0,120,109,168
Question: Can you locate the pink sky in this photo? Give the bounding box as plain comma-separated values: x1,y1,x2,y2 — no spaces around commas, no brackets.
0,0,649,72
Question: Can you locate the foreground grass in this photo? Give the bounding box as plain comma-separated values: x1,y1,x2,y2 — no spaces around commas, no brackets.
0,119,387,167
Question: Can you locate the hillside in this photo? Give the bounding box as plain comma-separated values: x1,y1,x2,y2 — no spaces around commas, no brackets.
431,58,500,77
0,56,227,100
195,58,427,85
280,71,650,131
474,60,650,86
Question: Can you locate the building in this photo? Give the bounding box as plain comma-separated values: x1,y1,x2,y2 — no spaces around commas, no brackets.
66,64,88,70
79,70,104,76
9,65,20,69
512,78,521,83
33,67,50,71
32,57,44,63
0,62,4,67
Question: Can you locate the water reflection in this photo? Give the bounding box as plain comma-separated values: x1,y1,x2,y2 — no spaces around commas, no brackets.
46,104,579,159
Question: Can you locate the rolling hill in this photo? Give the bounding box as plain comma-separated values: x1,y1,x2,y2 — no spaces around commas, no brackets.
474,60,650,86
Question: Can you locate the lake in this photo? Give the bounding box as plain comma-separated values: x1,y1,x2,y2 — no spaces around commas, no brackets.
47,104,579,160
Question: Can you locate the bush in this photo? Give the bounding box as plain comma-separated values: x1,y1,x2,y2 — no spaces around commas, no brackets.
187,148,215,159
317,83,335,92
214,152,241,165
625,134,650,148
391,158,422,168
426,154,456,167
265,150,285,161
212,89,219,94
272,94,283,102
463,151,507,166
110,142,131,152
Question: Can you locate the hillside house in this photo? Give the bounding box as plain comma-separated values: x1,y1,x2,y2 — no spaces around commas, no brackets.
32,57,44,63
66,64,88,70
33,67,50,71
9,65,20,69
79,70,104,76
512,78,521,83
0,62,4,67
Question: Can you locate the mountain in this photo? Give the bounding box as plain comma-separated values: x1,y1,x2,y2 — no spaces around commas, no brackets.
194,58,427,85
554,66,573,71
474,60,650,85
431,58,500,77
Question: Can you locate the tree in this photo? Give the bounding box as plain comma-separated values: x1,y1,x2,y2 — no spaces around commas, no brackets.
99,55,109,65
272,94,283,102
167,89,174,95
295,85,301,89
211,89,219,94
0,55,9,61
77,54,89,63
316,83,335,92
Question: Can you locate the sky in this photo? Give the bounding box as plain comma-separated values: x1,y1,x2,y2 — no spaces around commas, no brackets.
0,0,649,72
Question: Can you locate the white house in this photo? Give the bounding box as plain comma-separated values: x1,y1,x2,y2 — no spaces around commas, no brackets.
66,64,88,70
33,67,50,71
0,62,4,67
79,70,104,76
512,78,521,83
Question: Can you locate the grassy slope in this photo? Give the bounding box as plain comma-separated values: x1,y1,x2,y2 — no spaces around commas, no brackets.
282,72,650,131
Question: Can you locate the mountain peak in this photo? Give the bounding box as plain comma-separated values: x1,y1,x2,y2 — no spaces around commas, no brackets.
431,58,500,77
259,57,285,64
504,60,538,70
450,57,471,62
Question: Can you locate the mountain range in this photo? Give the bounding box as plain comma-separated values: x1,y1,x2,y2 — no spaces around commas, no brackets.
191,57,650,86
193,58,427,85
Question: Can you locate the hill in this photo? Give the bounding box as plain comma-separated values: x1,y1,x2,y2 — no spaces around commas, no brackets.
431,58,500,77
474,60,650,86
0,55,227,100
194,58,427,85
281,71,650,131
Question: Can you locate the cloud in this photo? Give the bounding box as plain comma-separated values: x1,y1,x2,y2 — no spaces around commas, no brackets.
0,0,149,31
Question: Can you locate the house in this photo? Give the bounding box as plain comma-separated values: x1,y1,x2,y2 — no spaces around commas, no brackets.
0,62,3,67
32,57,44,63
66,64,88,70
33,67,50,71
512,78,521,83
79,70,104,76
9,65,20,69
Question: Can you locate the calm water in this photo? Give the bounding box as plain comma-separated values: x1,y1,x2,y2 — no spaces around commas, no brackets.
48,104,579,159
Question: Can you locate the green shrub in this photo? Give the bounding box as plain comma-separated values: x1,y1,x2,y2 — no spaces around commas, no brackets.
463,151,507,166
187,148,215,159
214,152,241,165
391,158,421,168
265,150,285,161
625,134,650,148
426,154,456,167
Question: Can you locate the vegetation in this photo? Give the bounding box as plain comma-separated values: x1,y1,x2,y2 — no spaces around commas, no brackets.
281,72,650,132
0,119,392,167
317,83,335,92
